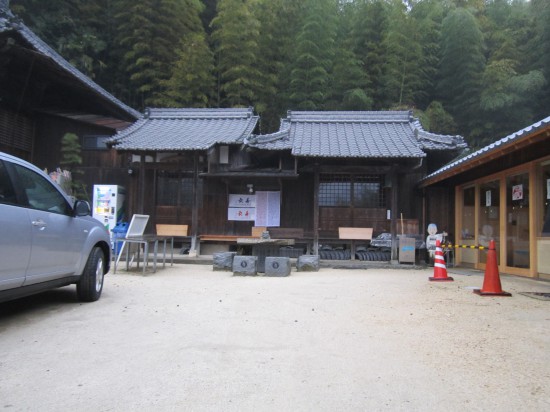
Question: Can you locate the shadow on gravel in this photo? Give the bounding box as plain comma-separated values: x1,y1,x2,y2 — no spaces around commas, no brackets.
0,287,80,320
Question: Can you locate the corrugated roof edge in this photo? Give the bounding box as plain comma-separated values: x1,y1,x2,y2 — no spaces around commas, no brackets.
421,115,550,184
1,6,140,120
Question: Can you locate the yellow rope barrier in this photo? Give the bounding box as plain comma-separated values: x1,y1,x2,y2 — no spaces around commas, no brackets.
441,244,488,250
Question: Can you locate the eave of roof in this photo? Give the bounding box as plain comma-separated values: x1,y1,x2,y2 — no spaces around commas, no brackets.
420,115,550,188
0,6,140,120
37,110,133,131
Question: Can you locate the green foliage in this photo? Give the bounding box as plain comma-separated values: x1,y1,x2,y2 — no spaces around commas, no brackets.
211,0,263,107
288,0,338,110
422,101,457,135
59,133,87,199
10,0,548,143
438,7,486,139
155,32,216,108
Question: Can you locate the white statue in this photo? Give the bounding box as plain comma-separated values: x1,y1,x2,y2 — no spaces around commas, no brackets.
426,223,445,262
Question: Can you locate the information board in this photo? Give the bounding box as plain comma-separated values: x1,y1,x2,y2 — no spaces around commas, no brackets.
255,191,280,227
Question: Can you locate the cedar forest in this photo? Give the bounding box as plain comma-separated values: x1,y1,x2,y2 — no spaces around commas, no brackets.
10,0,550,149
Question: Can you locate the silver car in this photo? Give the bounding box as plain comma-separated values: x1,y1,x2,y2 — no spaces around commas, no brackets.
0,152,110,303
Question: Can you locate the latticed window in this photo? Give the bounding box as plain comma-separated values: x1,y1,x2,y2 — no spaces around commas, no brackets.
319,174,384,207
157,172,201,207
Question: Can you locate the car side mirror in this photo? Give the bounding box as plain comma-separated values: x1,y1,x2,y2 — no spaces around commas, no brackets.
74,200,91,217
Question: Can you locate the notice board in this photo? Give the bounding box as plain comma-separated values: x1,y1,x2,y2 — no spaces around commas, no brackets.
227,194,256,221
255,191,280,227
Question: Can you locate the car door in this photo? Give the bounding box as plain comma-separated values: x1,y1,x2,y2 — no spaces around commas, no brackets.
0,160,31,291
10,162,84,285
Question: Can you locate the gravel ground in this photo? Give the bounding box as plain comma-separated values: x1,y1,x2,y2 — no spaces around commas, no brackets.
1,264,549,411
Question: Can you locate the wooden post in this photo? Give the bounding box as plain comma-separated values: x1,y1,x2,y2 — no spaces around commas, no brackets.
190,152,199,254
390,167,398,261
313,165,319,255
138,154,145,214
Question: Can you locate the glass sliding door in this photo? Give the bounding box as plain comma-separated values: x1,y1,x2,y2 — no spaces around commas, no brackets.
479,180,500,265
460,186,476,265
506,173,530,269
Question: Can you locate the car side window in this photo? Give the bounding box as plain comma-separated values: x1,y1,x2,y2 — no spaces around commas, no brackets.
0,160,18,205
12,163,72,215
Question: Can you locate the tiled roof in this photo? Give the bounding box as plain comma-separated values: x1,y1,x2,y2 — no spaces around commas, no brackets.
109,108,259,151
411,120,467,151
423,115,550,183
247,111,465,158
0,5,140,120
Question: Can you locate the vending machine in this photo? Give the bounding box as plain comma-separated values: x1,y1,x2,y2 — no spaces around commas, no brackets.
92,185,126,246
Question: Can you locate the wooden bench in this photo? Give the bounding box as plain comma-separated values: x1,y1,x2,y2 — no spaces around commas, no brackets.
200,235,246,242
156,224,192,255
338,227,373,260
156,224,189,238
268,227,305,239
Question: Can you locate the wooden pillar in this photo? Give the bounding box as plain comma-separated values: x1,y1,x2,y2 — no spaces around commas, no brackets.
190,152,199,254
138,154,145,214
313,165,320,255
390,167,398,261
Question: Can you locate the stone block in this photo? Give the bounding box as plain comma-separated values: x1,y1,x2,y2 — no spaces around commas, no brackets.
232,255,258,276
297,255,320,272
264,257,291,277
213,252,237,271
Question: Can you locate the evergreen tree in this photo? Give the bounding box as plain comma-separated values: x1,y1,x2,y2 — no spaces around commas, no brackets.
254,0,303,132
155,32,216,107
211,0,262,108
530,0,550,119
381,0,424,108
288,0,338,110
114,0,197,109
478,0,545,142
410,0,447,110
11,0,107,80
438,7,486,142
349,0,391,110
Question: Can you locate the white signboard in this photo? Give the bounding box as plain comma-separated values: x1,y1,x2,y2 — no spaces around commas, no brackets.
228,194,256,221
547,179,550,200
255,191,280,227
227,207,255,221
228,194,256,208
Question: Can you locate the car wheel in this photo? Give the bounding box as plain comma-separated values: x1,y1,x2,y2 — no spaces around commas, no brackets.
77,246,105,302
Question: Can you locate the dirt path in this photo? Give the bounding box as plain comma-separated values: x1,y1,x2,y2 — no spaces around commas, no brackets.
1,265,549,411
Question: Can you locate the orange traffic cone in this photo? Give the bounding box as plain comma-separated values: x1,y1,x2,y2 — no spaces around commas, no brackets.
429,240,454,281
474,240,511,296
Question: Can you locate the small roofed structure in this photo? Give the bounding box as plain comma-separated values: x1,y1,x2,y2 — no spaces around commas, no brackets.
245,111,466,257
110,108,466,260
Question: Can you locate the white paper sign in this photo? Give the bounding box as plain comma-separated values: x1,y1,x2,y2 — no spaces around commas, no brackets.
255,191,280,227
547,179,550,200
228,194,256,208
485,190,491,207
228,207,255,221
